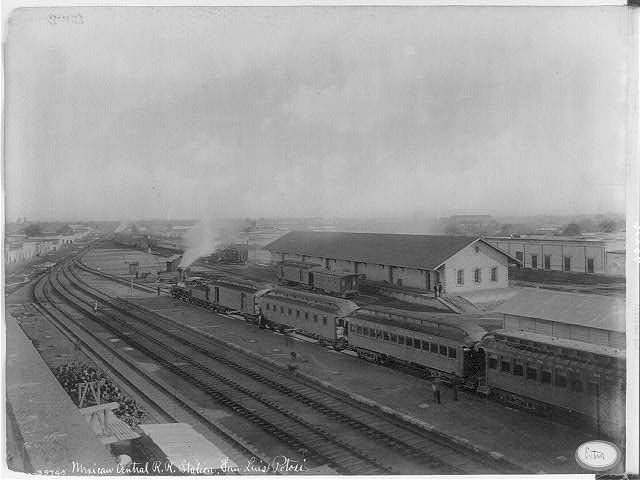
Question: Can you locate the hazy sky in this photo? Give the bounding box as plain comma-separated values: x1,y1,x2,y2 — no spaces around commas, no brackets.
3,6,630,221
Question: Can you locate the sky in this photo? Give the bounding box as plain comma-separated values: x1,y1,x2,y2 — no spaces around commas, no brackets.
2,6,631,221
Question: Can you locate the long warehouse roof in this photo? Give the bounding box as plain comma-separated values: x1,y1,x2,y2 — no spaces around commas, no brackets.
265,231,506,270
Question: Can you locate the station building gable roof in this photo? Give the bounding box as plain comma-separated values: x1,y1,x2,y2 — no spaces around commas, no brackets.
495,288,625,333
265,231,504,270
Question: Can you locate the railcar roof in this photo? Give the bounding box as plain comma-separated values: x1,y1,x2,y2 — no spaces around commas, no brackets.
209,276,270,293
264,286,359,317
349,305,487,343
495,288,625,333
483,329,626,359
308,267,360,278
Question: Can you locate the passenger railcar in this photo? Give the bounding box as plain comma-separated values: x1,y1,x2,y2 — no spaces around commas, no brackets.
259,287,359,349
277,260,360,298
345,306,487,381
478,329,625,438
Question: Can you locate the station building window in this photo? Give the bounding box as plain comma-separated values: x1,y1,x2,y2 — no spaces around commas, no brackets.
586,382,600,396
281,306,284,314
288,308,292,316
544,255,551,270
350,324,355,333
564,256,571,272
500,360,511,373
377,331,383,340
369,328,376,338
296,310,300,318
531,255,538,269
515,251,523,262
322,316,327,326
439,345,448,356
448,347,457,359
554,371,567,388
526,367,538,381
421,341,429,351
314,314,318,323
491,267,498,282
363,327,369,336
473,268,481,283
430,342,438,354
390,333,397,343
488,357,498,369
569,372,583,393
587,258,595,274
456,269,464,285
541,370,552,384
356,325,362,335
398,335,405,345
383,331,390,342
513,361,524,377
305,312,309,320
413,338,421,349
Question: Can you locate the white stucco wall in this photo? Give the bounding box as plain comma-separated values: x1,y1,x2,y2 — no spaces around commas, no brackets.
488,240,606,274
439,241,509,294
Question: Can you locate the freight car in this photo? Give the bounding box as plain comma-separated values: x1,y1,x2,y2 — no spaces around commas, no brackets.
277,260,360,298
259,287,359,350
170,277,269,323
345,306,487,382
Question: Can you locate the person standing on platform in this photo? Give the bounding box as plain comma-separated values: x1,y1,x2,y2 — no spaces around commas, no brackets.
434,378,442,404
438,283,443,297
433,284,438,298
157,285,161,296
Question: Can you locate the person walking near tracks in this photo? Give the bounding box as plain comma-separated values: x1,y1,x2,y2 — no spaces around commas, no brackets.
432,378,442,404
93,301,98,313
433,378,442,404
157,285,161,297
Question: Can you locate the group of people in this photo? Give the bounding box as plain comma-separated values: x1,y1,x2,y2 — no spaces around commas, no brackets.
433,282,443,298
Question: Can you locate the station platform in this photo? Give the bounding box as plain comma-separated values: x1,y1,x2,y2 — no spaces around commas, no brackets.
4,313,117,475
133,295,605,474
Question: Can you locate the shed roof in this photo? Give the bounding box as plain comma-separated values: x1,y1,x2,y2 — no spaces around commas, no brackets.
265,231,507,270
495,288,625,333
166,254,182,262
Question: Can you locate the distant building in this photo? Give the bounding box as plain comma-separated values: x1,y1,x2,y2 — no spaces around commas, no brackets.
265,231,519,294
484,236,623,276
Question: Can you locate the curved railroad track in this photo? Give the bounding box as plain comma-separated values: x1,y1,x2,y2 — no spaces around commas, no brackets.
45,248,523,475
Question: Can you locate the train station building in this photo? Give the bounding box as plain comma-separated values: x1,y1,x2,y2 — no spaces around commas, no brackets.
265,231,519,294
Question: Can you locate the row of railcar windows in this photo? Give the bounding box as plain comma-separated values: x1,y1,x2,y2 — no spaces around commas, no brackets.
350,324,457,358
488,355,599,395
264,302,328,325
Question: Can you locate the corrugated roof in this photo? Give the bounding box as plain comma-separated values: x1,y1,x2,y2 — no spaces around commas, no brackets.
495,288,625,333
265,231,483,270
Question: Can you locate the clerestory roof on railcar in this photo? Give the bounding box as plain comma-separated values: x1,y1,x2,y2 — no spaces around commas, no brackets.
347,305,487,345
264,286,359,317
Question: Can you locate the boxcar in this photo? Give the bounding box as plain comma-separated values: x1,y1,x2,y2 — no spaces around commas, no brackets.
209,277,267,319
259,287,359,349
309,267,360,297
478,329,625,440
278,260,321,287
345,306,486,380
277,261,360,297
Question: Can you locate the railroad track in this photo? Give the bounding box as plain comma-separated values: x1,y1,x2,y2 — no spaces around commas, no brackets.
31,250,271,472
58,254,521,474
